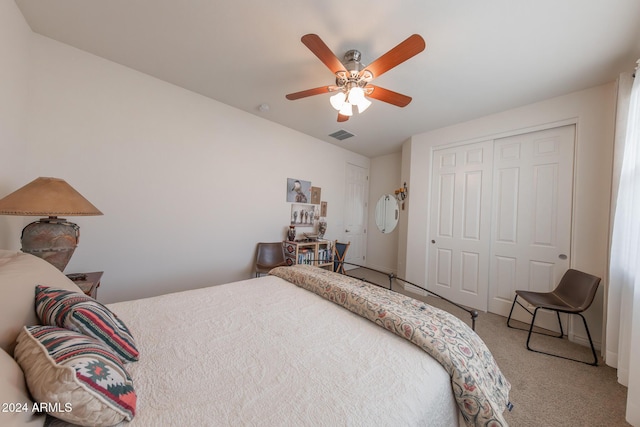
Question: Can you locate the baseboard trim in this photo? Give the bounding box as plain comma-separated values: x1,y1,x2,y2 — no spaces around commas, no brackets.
403,283,428,296
569,331,602,351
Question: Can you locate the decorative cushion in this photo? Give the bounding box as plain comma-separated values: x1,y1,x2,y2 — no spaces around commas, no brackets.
0,347,45,426
0,250,83,356
14,326,136,426
35,286,139,362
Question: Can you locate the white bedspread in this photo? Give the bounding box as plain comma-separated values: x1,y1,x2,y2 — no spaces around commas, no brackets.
103,275,459,426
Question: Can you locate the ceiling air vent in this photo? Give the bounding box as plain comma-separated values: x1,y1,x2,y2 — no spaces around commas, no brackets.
329,129,355,141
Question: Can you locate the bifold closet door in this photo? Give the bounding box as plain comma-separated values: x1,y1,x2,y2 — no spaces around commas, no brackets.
427,125,575,317
428,140,493,311
488,125,575,323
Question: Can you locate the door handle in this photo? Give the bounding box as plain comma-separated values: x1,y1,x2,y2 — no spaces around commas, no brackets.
558,254,567,260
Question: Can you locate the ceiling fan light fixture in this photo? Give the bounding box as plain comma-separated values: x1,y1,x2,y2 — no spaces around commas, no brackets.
330,92,346,110
332,87,371,115
356,97,372,113
348,86,365,103
346,86,371,114
339,102,353,116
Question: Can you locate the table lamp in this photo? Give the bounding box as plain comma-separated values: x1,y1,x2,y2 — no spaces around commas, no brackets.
0,177,102,271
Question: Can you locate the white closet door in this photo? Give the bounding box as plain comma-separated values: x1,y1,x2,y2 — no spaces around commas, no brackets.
488,125,575,321
344,163,369,269
426,125,575,317
428,140,493,311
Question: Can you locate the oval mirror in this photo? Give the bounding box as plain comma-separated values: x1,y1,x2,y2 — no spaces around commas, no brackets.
375,195,399,233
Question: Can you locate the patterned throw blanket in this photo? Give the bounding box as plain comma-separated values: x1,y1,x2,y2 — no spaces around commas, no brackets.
270,265,511,427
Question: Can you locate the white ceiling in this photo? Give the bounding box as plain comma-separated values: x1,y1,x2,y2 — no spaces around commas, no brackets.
15,0,640,158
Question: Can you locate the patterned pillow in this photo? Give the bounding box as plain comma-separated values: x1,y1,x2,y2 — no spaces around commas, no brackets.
14,326,136,426
35,286,139,362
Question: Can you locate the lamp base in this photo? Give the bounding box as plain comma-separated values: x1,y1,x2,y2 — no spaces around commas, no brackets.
20,217,80,271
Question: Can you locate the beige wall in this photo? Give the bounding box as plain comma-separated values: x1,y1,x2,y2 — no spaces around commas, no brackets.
402,83,616,348
0,1,31,249
366,152,401,273
2,19,369,303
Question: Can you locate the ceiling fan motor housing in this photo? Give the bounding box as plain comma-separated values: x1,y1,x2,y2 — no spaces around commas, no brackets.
335,49,370,89
344,49,362,66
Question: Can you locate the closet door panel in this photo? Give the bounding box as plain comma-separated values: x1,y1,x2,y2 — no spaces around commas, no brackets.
488,125,575,324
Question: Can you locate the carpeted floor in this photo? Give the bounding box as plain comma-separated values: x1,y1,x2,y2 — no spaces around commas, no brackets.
347,269,631,427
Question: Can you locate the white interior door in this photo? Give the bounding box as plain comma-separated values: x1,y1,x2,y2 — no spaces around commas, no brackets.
488,125,575,324
428,141,493,310
344,163,368,269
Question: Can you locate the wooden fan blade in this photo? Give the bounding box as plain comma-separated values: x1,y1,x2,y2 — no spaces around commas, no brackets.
286,86,333,100
361,34,425,79
367,85,412,107
301,34,347,75
337,113,350,122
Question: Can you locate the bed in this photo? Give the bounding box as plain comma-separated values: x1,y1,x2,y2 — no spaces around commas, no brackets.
0,250,511,427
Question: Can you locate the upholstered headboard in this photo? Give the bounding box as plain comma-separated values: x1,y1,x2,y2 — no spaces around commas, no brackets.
0,250,85,426
0,250,82,356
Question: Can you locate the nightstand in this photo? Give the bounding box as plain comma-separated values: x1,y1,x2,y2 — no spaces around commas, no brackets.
66,271,103,299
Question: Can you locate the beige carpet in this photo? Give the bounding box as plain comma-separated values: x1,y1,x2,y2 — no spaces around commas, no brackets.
346,269,630,427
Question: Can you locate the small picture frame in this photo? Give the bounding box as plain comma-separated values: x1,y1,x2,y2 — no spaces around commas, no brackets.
320,201,328,217
311,187,321,205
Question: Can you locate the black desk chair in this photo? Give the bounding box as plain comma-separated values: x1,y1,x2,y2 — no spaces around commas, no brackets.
332,241,350,274
255,242,287,277
507,268,601,365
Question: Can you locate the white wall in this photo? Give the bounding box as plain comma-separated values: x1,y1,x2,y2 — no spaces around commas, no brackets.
366,152,401,272
5,30,369,303
0,1,31,249
397,141,412,278
403,83,616,347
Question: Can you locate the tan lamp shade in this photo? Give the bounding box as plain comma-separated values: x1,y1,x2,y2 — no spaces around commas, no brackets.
0,177,102,217
0,177,102,271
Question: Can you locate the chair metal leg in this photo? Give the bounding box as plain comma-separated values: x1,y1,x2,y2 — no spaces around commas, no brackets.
578,312,599,366
506,296,519,328
555,311,564,338
525,307,598,366
525,307,542,351
507,296,563,338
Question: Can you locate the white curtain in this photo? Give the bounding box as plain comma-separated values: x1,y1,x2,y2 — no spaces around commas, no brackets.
607,60,640,425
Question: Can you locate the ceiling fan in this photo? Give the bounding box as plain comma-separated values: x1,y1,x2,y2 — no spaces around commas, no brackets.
286,34,426,122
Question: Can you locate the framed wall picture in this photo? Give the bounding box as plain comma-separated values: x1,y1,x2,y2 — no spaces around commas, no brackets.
311,186,321,204
287,178,311,203
320,201,327,217
290,204,318,227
